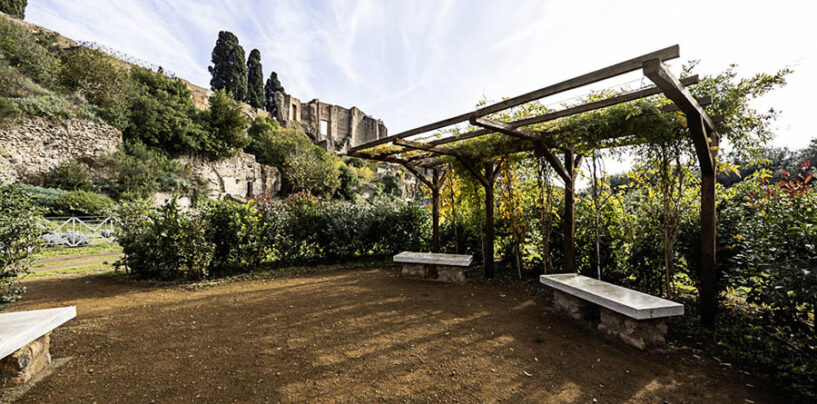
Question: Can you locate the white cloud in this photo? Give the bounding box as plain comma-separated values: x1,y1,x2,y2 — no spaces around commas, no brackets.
24,0,817,157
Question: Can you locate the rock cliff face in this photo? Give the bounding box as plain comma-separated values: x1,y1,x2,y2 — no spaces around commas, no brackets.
0,117,122,184
180,153,280,200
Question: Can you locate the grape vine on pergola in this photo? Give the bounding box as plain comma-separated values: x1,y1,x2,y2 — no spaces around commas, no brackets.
350,45,720,326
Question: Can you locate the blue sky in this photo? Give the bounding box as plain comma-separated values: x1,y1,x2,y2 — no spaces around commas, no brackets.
26,0,817,154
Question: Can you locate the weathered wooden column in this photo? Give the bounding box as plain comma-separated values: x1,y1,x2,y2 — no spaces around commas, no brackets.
431,168,441,253
483,162,496,278
563,150,576,274
643,59,719,326
699,132,718,326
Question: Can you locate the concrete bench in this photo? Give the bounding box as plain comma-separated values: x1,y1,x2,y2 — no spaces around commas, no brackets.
394,252,473,283
0,306,76,386
540,273,683,350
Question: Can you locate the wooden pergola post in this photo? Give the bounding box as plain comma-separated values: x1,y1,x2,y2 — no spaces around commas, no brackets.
644,59,719,326
431,168,442,253
563,150,577,274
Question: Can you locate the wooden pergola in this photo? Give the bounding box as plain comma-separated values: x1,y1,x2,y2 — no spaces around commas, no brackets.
350,45,720,325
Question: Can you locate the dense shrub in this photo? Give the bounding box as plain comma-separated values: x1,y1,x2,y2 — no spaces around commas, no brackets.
0,185,41,303
202,89,250,159
59,47,133,128
54,190,115,216
97,141,196,200
0,17,59,87
259,192,429,265
246,117,340,196
116,198,213,280
201,199,266,276
43,159,93,191
124,67,206,154
0,59,50,98
115,193,429,279
15,184,66,214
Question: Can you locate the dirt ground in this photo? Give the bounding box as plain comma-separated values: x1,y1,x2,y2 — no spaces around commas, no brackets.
6,267,786,403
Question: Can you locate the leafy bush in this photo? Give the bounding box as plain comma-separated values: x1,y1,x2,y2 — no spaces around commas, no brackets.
0,185,41,303
0,95,96,121
124,67,206,154
43,159,93,191
59,47,132,128
258,191,429,265
97,141,196,200
0,59,50,98
202,89,249,159
15,183,66,214
116,198,214,280
201,199,266,276
0,16,60,87
246,117,340,196
54,190,115,216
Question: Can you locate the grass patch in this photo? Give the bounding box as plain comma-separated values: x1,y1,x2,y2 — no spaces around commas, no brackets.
22,263,115,278
34,243,122,260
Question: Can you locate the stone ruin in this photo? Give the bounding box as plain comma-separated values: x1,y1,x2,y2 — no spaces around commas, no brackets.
273,93,388,153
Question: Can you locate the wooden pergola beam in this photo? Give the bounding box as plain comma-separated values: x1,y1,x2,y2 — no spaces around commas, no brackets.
394,139,463,158
350,45,681,152
429,92,710,148
471,117,572,183
643,59,716,174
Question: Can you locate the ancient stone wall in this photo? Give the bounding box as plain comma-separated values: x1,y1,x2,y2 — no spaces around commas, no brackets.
0,117,123,185
179,152,281,201
275,93,387,153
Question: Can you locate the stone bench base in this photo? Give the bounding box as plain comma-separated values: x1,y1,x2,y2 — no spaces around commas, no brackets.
401,264,466,284
0,333,51,387
551,290,668,350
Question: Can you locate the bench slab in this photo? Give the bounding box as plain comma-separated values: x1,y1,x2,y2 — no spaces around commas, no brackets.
540,274,683,320
0,307,76,361
393,252,473,267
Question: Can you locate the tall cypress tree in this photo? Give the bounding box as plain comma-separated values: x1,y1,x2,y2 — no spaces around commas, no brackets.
208,31,247,102
264,72,285,118
0,0,27,19
245,49,265,109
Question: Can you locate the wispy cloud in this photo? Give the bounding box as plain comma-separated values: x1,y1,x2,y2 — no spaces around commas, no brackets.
24,0,817,153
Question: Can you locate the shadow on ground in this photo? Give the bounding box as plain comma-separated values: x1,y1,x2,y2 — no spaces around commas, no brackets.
8,268,784,403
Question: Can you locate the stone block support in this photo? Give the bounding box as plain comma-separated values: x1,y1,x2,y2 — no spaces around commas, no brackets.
0,333,52,387
400,264,465,284
597,308,668,350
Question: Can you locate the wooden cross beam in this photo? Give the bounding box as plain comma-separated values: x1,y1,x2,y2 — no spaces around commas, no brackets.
643,59,716,174
430,92,711,148
471,117,571,183
350,45,682,153
394,139,463,158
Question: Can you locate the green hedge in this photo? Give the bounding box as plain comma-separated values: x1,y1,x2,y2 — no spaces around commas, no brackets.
115,193,430,280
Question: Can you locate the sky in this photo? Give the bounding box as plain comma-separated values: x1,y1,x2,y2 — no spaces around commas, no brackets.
25,0,817,158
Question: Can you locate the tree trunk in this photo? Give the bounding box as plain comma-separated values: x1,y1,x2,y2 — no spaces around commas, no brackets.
431,170,440,253
563,151,576,274
484,175,495,278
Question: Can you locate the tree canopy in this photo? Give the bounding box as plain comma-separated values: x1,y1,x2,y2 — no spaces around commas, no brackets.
0,0,26,19
246,48,265,109
208,31,247,102
264,71,285,118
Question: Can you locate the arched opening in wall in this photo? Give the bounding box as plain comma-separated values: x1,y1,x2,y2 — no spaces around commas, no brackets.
290,104,298,121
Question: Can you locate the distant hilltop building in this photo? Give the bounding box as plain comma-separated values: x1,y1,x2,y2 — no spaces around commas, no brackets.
273,93,387,154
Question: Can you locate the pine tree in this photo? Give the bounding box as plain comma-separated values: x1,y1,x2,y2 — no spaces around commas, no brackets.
0,0,27,19
264,72,285,118
245,49,265,109
208,31,247,102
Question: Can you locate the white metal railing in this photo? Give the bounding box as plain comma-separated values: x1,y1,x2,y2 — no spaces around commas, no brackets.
39,216,118,247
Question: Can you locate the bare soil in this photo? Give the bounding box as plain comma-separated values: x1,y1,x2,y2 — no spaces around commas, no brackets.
7,268,786,403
